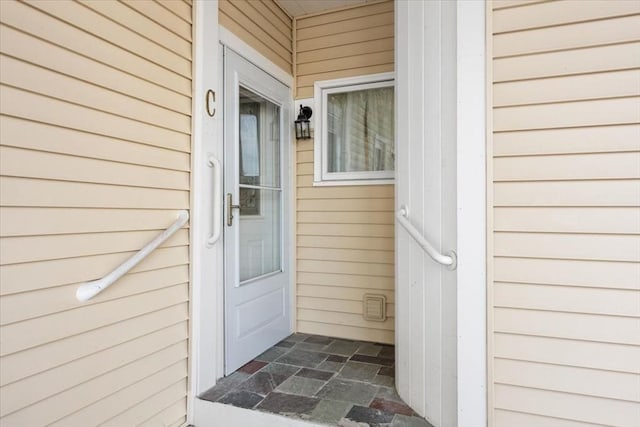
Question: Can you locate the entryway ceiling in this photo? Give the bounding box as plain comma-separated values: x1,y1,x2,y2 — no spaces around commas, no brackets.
276,0,373,17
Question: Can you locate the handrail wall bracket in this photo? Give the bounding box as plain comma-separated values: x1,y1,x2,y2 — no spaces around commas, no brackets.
75,210,190,302
397,205,457,270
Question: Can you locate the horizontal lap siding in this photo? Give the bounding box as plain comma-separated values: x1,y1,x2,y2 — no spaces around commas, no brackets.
295,0,394,98
296,141,396,343
218,0,293,74
294,0,394,347
488,1,640,426
0,1,192,426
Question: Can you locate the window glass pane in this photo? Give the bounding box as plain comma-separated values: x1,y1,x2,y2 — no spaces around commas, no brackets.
239,86,280,188
327,86,394,173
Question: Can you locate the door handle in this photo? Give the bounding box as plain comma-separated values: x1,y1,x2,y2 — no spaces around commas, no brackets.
226,193,241,226
207,155,221,247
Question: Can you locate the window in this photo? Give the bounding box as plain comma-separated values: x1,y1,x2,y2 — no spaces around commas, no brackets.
314,73,395,185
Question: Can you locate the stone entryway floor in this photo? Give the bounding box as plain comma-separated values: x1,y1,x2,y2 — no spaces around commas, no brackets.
199,333,433,427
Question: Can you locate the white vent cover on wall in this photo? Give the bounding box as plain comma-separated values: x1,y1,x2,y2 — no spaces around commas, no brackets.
363,294,387,321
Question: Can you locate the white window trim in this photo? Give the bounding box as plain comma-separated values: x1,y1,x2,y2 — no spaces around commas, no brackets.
313,72,395,186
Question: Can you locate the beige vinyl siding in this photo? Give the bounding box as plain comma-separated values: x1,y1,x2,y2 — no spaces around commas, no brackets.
295,0,394,98
487,1,640,426
0,1,191,426
219,0,293,74
294,1,395,344
297,139,395,345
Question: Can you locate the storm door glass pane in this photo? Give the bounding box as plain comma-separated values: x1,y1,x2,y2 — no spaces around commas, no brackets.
238,87,282,282
239,87,280,188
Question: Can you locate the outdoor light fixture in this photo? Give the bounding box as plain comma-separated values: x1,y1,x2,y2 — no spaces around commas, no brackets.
294,105,312,140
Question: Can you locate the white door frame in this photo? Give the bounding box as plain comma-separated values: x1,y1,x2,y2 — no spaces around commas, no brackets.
188,2,296,423
189,0,223,416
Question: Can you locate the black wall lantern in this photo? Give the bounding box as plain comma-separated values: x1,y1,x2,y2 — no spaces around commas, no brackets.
294,105,313,140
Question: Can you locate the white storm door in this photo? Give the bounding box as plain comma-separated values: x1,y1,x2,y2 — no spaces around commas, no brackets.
223,48,291,375
396,2,458,427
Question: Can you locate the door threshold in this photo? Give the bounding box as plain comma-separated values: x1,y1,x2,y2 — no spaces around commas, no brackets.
193,399,325,427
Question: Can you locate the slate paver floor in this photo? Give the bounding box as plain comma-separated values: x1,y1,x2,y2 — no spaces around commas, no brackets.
199,334,434,426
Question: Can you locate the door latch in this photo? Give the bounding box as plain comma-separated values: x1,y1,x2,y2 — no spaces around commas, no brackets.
226,193,241,226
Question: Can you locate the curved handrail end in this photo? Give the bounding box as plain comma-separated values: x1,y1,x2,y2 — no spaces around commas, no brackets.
177,210,189,221
76,280,105,302
446,250,457,270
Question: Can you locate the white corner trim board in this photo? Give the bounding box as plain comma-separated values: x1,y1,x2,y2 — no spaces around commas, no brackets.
456,0,487,426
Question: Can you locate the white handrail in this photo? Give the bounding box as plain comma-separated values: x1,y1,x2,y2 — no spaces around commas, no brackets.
396,205,457,270
207,155,222,247
76,210,190,302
